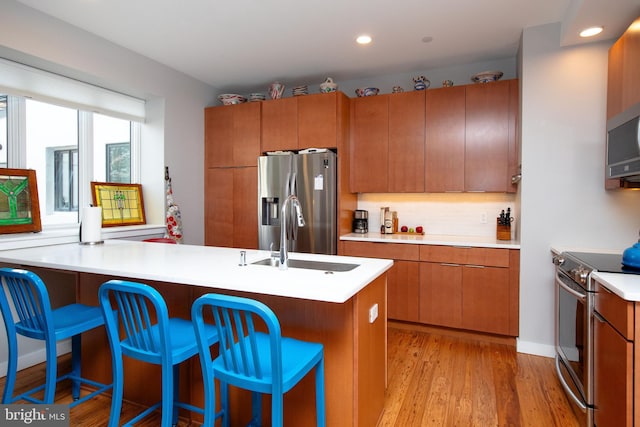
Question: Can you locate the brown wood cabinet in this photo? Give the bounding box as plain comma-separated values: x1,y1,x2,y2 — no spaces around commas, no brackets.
606,16,640,190
387,260,420,322
204,167,258,249
419,262,462,327
351,80,518,193
418,245,517,336
205,102,261,167
350,91,426,193
261,97,297,151
465,80,514,192
342,240,519,336
341,241,420,322
261,92,347,152
388,91,426,192
350,95,389,192
593,281,634,427
425,86,466,192
205,91,354,250
607,16,640,120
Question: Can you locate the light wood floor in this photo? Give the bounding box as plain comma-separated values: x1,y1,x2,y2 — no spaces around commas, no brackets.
1,326,580,426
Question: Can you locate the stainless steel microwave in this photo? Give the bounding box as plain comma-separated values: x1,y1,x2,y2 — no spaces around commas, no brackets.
607,103,640,180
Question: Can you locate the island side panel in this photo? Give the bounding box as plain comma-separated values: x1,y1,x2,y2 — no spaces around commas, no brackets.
354,273,387,427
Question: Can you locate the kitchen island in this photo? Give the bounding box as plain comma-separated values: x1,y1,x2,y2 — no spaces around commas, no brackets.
0,240,392,426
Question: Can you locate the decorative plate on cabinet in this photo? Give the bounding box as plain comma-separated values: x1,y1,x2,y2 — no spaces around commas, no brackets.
471,70,503,83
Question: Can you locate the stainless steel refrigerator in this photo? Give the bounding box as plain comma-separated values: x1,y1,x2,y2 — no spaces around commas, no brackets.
258,150,337,255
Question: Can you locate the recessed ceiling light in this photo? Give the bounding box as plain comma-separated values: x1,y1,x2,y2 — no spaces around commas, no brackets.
356,35,372,45
579,26,603,38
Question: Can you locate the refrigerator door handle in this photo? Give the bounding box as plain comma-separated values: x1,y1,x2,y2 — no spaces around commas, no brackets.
290,172,297,196
291,172,298,240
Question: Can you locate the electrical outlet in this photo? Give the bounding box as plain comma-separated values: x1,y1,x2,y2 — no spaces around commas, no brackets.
480,212,487,224
369,304,378,323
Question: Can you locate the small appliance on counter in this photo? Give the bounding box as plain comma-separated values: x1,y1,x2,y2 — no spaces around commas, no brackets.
352,210,368,233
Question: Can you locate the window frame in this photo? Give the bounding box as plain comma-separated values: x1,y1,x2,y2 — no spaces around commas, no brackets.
3,95,141,228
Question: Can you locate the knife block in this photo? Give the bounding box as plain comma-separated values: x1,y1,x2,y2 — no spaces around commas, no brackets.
496,219,511,241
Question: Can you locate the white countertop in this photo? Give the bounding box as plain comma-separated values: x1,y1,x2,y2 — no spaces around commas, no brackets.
0,240,393,304
592,272,640,302
341,232,520,249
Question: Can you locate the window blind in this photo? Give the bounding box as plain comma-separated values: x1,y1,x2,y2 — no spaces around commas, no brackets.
0,57,145,122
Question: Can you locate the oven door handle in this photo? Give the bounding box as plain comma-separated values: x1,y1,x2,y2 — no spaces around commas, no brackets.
556,273,586,301
555,356,587,411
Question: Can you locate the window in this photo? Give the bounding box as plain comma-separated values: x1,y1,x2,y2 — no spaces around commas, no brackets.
1,94,139,227
53,147,78,212
106,143,131,183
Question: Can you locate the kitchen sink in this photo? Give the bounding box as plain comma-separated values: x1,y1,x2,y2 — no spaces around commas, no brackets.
251,258,359,272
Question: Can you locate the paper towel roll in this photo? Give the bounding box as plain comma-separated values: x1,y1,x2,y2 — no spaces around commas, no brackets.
81,206,103,243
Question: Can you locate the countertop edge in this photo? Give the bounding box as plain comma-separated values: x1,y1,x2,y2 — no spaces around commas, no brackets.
341,233,520,249
591,271,640,302
0,240,394,304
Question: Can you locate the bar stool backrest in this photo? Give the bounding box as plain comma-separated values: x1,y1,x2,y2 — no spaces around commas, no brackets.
0,268,54,340
99,280,171,364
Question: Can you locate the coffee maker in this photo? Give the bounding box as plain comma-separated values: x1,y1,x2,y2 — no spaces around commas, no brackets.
352,210,368,233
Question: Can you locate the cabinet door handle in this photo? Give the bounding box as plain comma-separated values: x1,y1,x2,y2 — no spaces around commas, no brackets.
465,265,485,269
440,263,460,267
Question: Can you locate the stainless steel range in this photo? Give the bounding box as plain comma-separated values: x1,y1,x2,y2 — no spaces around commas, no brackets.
552,251,635,426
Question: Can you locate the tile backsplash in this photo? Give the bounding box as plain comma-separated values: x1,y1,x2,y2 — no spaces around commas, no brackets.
357,193,518,239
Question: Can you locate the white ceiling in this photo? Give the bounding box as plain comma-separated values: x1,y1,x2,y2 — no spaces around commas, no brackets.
15,0,640,93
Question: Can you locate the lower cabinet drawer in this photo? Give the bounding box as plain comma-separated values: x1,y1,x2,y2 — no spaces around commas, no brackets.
342,241,419,261
419,245,510,267
595,282,634,340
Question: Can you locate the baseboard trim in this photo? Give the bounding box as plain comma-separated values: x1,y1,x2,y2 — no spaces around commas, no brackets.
516,339,556,357
388,320,517,347
0,341,71,379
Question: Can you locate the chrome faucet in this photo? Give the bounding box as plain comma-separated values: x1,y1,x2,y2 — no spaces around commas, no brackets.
279,194,305,270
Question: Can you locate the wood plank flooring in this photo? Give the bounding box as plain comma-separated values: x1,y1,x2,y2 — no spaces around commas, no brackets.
379,325,580,427
1,326,580,426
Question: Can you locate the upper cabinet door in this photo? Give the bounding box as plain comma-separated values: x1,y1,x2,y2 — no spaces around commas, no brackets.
261,97,298,152
298,92,338,149
425,86,466,192
350,95,389,193
465,80,510,192
388,91,425,192
205,102,261,167
607,35,625,120
622,17,640,116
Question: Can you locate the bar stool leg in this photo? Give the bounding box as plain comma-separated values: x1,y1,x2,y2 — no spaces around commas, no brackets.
44,337,57,403
71,335,82,400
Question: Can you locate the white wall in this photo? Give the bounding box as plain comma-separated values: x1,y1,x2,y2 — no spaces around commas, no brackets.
0,0,217,245
518,23,640,356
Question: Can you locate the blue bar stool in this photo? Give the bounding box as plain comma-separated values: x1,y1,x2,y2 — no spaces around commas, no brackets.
0,267,112,406
99,280,219,427
192,293,326,427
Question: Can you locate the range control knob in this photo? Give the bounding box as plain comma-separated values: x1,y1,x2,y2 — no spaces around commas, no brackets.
552,255,565,266
570,267,589,285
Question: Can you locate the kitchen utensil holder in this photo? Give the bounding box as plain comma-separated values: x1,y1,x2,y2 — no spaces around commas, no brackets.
496,219,511,240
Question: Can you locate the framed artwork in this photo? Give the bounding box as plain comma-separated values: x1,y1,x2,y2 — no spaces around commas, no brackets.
0,168,42,234
91,182,146,227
